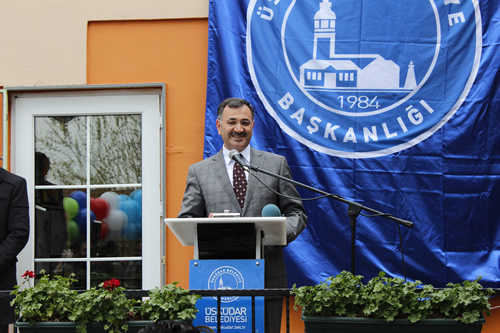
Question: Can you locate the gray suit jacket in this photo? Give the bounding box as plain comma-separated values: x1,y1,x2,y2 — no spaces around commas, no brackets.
178,147,307,287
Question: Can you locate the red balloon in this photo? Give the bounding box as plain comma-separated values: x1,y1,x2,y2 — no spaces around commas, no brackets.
91,197,110,220
99,221,110,240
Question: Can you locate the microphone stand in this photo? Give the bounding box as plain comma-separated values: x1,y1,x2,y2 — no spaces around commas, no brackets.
245,164,414,275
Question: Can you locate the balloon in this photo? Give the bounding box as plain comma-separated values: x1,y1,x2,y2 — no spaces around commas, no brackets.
129,189,140,200
118,210,128,229
74,208,96,234
132,190,142,205
100,191,120,210
119,194,130,203
105,209,127,231
70,190,87,209
63,197,79,219
120,200,141,226
91,197,110,220
67,220,79,242
99,221,110,240
123,223,141,240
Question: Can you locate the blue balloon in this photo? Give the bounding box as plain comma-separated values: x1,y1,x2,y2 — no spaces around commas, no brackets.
70,190,87,209
120,200,141,226
123,223,141,240
129,189,140,199
74,208,96,234
119,194,130,203
133,190,142,205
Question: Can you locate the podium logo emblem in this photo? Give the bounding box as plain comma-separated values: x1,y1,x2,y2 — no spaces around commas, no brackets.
208,266,244,303
247,0,481,158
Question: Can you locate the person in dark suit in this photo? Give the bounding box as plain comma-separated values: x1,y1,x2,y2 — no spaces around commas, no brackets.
0,168,30,333
178,97,307,332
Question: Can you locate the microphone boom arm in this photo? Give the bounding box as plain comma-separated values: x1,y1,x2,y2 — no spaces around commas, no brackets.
246,164,414,228
246,163,413,275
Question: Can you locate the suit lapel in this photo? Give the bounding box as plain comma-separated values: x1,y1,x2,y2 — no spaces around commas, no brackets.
243,147,262,214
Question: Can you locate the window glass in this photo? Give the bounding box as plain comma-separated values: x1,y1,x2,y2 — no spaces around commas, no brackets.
34,114,142,289
89,115,142,185
35,116,87,185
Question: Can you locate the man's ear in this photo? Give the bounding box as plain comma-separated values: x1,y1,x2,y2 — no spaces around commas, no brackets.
216,118,222,135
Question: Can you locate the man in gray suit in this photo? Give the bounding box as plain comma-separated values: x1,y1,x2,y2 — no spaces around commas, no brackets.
178,97,307,332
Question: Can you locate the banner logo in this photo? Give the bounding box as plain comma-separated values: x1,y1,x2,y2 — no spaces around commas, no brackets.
248,0,481,158
208,266,244,303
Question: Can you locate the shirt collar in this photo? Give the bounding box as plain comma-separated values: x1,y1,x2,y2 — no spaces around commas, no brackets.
222,145,251,166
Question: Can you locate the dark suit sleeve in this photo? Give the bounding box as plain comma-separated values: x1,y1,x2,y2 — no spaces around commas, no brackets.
277,157,307,244
177,165,207,218
0,176,30,272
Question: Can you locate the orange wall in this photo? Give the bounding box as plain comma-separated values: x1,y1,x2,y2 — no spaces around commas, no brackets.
87,19,208,288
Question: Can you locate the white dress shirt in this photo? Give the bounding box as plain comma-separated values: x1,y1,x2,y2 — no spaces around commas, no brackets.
222,145,251,186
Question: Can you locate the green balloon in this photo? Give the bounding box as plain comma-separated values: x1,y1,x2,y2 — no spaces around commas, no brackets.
67,220,79,242
63,197,79,219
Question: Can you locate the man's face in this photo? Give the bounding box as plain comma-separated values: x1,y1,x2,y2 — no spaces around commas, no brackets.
216,105,255,152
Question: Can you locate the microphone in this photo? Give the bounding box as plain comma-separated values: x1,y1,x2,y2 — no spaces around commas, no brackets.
262,204,281,217
229,149,249,171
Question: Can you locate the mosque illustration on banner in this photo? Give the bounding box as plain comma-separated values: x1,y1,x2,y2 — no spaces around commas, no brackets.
299,0,417,92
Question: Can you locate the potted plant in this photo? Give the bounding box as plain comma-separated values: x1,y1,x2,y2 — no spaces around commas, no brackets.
10,270,79,325
136,282,201,322
69,278,137,333
291,270,494,333
11,270,201,333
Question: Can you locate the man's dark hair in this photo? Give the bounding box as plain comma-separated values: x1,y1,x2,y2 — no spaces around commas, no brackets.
217,97,255,120
138,320,200,333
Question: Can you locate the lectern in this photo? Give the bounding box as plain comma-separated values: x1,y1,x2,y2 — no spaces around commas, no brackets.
165,217,287,259
164,217,287,333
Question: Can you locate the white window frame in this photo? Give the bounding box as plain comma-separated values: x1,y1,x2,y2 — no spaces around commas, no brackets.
9,85,166,290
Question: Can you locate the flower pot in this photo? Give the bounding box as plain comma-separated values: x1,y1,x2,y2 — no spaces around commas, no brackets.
301,315,486,333
15,322,79,333
15,320,154,333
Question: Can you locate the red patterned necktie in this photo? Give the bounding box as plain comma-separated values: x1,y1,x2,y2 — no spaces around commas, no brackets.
233,162,247,208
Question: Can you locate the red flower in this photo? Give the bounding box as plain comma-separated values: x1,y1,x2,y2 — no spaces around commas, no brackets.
103,278,121,291
21,270,35,279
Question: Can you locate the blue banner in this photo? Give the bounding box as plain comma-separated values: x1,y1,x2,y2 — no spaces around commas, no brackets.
205,0,500,288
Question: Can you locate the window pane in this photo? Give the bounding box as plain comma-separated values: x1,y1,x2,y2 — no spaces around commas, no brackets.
34,188,67,258
92,261,142,289
35,117,87,185
35,262,87,290
90,188,142,259
89,115,142,185
34,114,143,289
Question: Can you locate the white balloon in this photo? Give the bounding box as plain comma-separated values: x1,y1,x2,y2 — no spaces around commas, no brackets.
105,209,125,231
100,191,120,210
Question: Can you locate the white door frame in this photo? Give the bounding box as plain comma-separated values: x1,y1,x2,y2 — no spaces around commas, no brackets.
9,84,166,290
